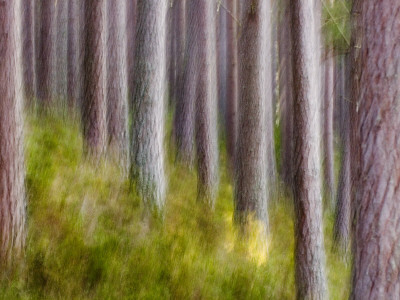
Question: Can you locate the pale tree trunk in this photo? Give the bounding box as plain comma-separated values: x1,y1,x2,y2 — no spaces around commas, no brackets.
174,0,195,165
234,0,269,226
67,0,79,110
225,0,238,169
291,0,327,298
22,0,36,102
194,0,219,206
126,0,137,107
82,0,107,157
106,0,129,171
333,54,350,250
278,0,294,189
0,0,26,264
131,0,167,210
351,1,400,298
37,0,55,108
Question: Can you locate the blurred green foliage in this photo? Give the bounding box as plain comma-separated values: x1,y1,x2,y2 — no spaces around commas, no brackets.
0,113,350,299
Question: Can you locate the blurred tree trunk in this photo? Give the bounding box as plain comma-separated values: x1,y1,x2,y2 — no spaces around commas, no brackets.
333,54,350,250
351,1,400,298
216,4,227,123
67,0,79,110
126,0,137,107
174,0,195,166
234,0,269,226
168,3,177,106
22,0,36,102
225,0,238,169
291,0,327,298
82,0,107,157
106,0,129,171
37,0,55,108
55,0,68,100
0,0,26,263
131,0,167,210
194,0,219,206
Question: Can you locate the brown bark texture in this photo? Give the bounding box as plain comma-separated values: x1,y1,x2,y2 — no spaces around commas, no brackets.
131,0,167,210
0,0,26,263
234,0,269,226
351,2,400,298
82,0,107,157
291,0,327,298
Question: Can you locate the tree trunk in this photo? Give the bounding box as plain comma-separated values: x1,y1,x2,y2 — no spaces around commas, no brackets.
174,0,195,166
82,0,107,157
131,0,167,210
216,4,227,123
291,0,327,298
55,0,68,100
167,2,177,106
67,0,79,110
0,0,26,263
22,0,36,102
106,0,129,171
234,0,269,226
225,0,238,169
351,1,400,298
37,0,55,108
194,0,219,206
126,0,137,107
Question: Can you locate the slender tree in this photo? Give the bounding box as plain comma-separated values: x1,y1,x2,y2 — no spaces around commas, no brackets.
82,0,107,157
0,0,26,263
22,0,35,101
291,0,328,298
234,0,269,226
193,0,219,206
36,0,55,108
126,0,137,107
67,0,79,110
351,1,400,298
106,0,129,170
131,0,167,210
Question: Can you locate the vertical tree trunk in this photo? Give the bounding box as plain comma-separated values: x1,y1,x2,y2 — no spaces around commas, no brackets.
167,2,177,105
216,4,227,123
37,0,55,108
126,0,137,107
291,0,327,298
131,0,167,210
351,1,400,298
174,0,195,165
82,0,107,157
234,0,269,226
0,0,26,263
106,0,129,171
22,0,36,102
67,0,79,110
279,0,294,189
55,0,68,100
194,0,219,206
225,0,238,169
333,54,350,250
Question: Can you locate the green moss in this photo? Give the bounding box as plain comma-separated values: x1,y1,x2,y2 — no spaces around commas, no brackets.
0,112,350,299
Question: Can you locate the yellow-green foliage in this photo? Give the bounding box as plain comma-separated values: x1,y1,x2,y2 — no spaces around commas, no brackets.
0,113,350,299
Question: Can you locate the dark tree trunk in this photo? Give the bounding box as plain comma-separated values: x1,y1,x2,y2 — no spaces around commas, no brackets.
82,0,107,157
234,0,269,226
351,1,400,298
0,0,26,263
55,0,68,100
67,0,79,110
194,0,219,206
131,0,167,210
106,0,129,171
22,0,35,102
225,0,238,169
37,0,55,108
291,0,327,298
174,0,195,166
126,0,137,107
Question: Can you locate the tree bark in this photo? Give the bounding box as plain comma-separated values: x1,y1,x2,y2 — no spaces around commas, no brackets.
55,0,68,100
106,0,129,171
0,0,26,264
194,0,219,206
22,0,36,102
351,1,400,298
234,0,269,226
291,0,327,298
126,0,137,107
82,0,107,157
67,0,79,110
131,0,167,210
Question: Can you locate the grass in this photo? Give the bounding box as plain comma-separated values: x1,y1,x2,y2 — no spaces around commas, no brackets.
0,112,350,299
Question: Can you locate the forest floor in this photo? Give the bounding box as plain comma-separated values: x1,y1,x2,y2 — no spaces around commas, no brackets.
0,112,350,299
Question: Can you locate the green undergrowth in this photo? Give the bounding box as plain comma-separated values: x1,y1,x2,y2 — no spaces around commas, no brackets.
0,112,350,299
